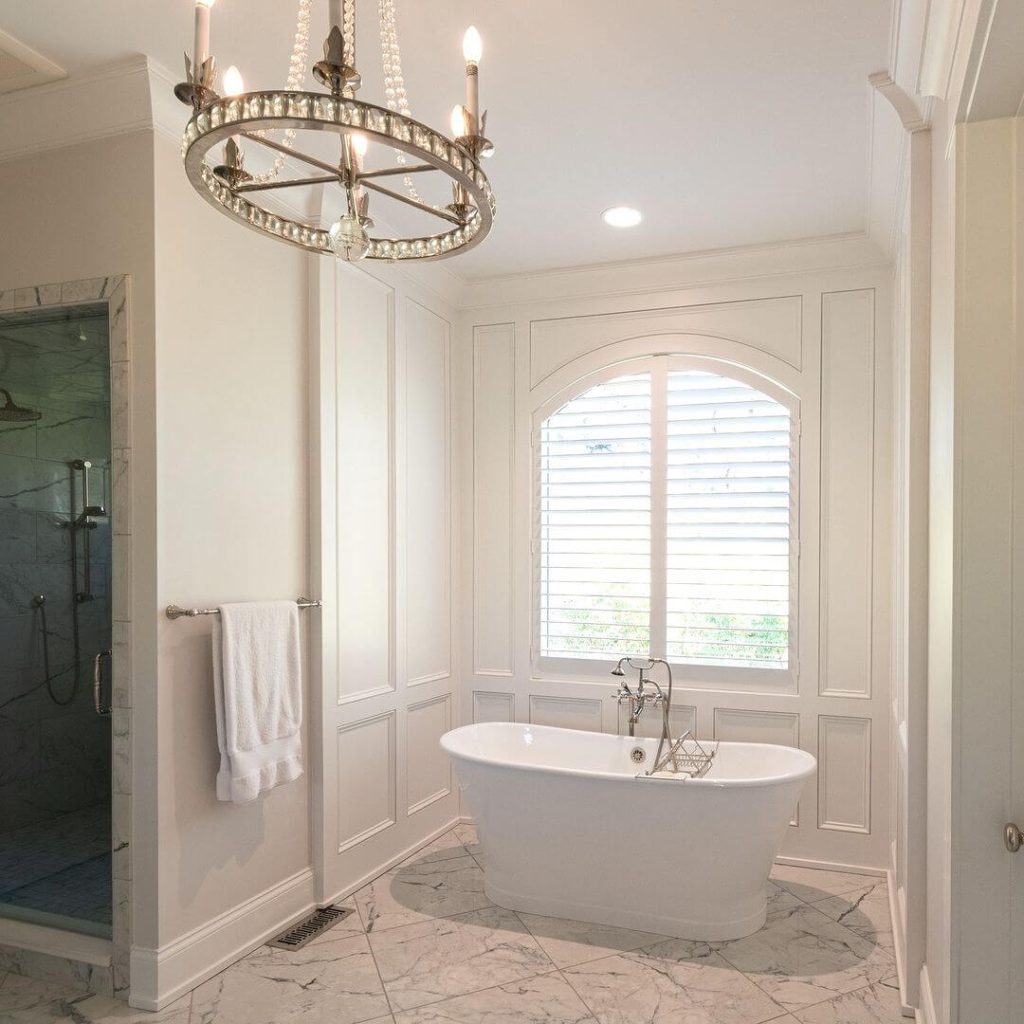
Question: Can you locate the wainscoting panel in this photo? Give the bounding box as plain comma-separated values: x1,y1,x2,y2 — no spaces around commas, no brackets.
713,707,800,746
334,272,393,703
818,715,872,833
472,324,516,677
406,694,452,814
819,289,875,698
473,690,515,723
404,300,452,686
529,695,603,731
336,712,397,852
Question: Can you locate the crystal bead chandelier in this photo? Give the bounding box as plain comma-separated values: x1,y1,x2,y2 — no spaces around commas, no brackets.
174,0,495,263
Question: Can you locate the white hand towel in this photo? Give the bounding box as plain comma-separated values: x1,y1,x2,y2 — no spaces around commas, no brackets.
212,600,303,804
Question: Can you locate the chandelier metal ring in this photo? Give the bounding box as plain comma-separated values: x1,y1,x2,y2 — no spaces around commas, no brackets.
182,91,495,262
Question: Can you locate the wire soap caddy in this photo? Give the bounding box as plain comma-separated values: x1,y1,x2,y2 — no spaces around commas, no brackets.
644,730,719,779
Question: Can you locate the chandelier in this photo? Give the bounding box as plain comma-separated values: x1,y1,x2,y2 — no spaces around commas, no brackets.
174,0,495,263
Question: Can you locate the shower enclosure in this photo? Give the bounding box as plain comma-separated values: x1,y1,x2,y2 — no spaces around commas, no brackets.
0,302,113,938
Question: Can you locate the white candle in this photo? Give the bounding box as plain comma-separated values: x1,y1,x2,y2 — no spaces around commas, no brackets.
462,27,481,133
223,66,244,146
194,0,215,71
329,0,342,32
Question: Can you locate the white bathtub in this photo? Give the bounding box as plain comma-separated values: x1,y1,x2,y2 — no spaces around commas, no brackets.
441,722,816,941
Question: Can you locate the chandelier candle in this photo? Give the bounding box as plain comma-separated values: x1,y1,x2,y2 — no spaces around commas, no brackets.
193,0,214,72
463,26,482,133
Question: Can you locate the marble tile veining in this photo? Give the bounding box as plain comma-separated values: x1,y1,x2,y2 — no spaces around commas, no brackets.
517,912,671,969
354,852,491,933
189,930,390,1024
813,883,894,955
715,904,894,1011
768,867,879,905
791,977,904,1023
369,905,554,1011
562,939,785,1024
0,972,189,1022
392,972,595,1024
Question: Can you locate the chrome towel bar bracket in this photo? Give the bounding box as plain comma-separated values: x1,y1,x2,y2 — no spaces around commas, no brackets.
166,597,323,620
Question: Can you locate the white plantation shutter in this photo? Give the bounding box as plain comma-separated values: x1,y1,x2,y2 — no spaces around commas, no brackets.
539,374,652,659
665,370,792,668
538,361,795,669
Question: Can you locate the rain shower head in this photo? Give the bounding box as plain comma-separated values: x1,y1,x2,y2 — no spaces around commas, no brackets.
0,388,41,422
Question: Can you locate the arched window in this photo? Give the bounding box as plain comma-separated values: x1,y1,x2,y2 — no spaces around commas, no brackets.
537,359,795,672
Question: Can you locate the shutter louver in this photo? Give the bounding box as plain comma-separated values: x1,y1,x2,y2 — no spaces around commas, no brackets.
665,370,791,667
537,364,793,670
539,374,651,659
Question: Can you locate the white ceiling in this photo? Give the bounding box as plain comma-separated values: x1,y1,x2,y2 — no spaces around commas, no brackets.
0,0,894,279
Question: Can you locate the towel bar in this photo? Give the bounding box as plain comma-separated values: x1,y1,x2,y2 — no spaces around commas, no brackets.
166,597,322,620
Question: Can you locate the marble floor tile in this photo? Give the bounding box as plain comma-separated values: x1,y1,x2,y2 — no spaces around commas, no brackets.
715,905,893,1012
189,931,389,1024
791,978,904,1023
453,823,480,858
0,972,190,1022
764,882,804,919
562,939,785,1024
355,853,491,933
517,912,671,968
768,867,881,905
813,884,894,954
399,830,470,867
392,972,595,1024
369,905,554,1012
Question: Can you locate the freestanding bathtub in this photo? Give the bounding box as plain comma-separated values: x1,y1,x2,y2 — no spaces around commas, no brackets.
441,722,816,941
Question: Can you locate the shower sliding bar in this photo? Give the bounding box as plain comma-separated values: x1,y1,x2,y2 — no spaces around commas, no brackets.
165,597,322,620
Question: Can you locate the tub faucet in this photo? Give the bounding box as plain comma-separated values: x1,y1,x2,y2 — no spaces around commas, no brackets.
612,657,667,737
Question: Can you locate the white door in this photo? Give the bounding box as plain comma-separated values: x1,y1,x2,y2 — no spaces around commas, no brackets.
311,260,460,903
952,114,1024,1024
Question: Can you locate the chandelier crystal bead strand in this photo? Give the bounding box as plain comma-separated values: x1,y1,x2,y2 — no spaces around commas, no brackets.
174,0,495,263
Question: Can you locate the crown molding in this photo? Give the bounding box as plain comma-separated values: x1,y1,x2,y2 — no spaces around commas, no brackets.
0,56,153,164
0,28,66,95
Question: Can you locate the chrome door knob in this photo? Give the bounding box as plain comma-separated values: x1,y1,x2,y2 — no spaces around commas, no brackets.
1005,823,1024,853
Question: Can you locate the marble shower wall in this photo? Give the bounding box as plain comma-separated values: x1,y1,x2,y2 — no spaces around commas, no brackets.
0,303,112,834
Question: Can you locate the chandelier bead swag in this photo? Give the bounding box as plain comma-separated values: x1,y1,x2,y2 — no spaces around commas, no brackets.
175,0,495,263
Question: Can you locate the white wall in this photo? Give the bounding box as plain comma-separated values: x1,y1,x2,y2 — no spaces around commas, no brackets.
150,130,311,948
458,254,895,871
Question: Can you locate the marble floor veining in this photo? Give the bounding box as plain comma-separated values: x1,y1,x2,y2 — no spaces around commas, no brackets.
0,824,906,1024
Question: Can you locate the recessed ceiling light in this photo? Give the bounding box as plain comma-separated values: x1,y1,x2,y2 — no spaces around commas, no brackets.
602,206,642,228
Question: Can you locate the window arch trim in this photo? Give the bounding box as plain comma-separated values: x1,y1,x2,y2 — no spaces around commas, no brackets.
531,351,801,690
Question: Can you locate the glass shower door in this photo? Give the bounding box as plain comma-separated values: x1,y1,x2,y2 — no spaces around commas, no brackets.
0,302,113,938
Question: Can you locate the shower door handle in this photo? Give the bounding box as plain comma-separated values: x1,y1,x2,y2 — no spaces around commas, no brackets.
93,649,112,717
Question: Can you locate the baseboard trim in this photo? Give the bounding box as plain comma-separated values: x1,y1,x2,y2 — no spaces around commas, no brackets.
917,964,938,1024
128,868,316,1011
772,854,886,877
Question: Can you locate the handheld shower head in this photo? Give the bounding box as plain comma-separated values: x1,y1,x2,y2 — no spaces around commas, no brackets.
0,388,41,422
611,657,627,677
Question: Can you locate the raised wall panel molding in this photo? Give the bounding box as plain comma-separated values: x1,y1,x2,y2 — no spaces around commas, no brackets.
406,694,453,815
819,289,875,699
472,323,516,676
818,715,872,833
335,712,397,852
473,690,515,723
404,300,453,685
334,271,396,704
528,695,603,732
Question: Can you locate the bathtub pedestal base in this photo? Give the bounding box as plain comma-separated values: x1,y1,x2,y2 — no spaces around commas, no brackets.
484,879,768,942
